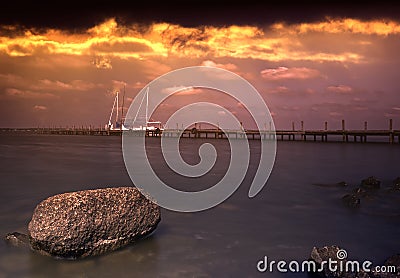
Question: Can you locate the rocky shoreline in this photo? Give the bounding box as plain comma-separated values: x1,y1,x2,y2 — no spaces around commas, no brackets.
312,176,400,210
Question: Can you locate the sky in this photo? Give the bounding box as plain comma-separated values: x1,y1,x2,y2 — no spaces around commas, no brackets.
1,2,400,130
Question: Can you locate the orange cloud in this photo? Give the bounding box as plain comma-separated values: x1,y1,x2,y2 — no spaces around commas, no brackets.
139,59,172,80
0,19,168,59
33,105,47,111
161,86,197,95
326,85,353,93
109,80,129,94
261,67,321,80
201,60,238,71
267,86,290,94
273,18,400,36
200,60,255,80
34,79,99,91
5,88,56,99
92,56,112,69
0,73,23,85
2,17,390,64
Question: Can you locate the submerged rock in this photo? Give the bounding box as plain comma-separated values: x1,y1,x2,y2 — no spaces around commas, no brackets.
28,187,160,259
361,176,381,190
391,178,400,191
337,181,348,187
309,245,347,277
342,194,361,208
5,232,30,248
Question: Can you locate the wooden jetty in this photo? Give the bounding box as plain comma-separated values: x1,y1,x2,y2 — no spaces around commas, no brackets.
2,119,399,144
173,127,400,144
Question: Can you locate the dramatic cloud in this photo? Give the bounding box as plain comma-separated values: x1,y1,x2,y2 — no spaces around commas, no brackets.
0,17,399,128
261,67,321,80
273,18,400,36
3,18,396,63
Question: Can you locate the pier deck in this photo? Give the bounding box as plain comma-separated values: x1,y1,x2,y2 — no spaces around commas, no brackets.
2,126,399,144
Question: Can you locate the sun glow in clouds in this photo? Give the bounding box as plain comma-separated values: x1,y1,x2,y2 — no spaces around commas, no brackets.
1,18,399,63
1,17,400,128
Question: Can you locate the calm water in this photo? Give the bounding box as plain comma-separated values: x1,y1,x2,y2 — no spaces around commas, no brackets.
0,132,399,277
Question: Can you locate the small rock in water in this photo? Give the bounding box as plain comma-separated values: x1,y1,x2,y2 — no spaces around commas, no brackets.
5,232,30,248
342,194,361,208
392,177,400,191
309,245,347,277
28,187,160,259
360,176,381,190
337,181,348,187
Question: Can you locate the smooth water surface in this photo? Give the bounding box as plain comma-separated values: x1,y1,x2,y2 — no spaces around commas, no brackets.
0,132,399,277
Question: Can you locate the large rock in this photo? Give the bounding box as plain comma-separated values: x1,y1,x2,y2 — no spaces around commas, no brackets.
28,187,160,259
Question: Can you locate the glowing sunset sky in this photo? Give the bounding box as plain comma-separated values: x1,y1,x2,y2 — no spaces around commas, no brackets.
1,2,399,129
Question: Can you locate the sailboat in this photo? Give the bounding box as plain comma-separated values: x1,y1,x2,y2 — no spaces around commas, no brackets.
107,89,129,131
107,86,163,131
129,87,163,131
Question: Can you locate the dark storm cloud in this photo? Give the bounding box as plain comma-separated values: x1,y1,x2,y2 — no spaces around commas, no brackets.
2,1,400,29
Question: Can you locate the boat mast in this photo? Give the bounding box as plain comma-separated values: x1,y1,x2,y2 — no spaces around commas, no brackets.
108,93,117,127
145,87,149,127
121,85,126,126
131,86,150,129
116,91,119,125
